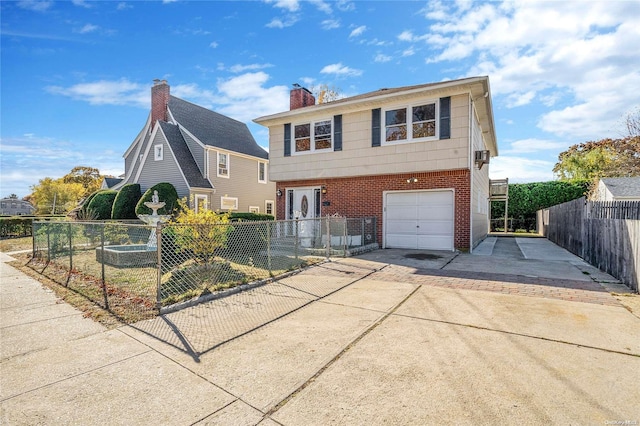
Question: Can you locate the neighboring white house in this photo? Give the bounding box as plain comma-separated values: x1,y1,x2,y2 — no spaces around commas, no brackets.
109,80,276,215
254,76,499,251
595,177,640,201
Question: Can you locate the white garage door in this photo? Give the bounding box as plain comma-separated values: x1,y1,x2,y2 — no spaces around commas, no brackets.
385,190,454,251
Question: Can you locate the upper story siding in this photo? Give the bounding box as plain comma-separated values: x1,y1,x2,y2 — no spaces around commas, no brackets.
267,94,471,182
206,149,275,212
136,130,189,198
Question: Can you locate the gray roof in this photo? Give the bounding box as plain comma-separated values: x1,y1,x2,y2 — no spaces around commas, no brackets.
601,177,640,198
103,177,123,188
168,96,268,160
158,121,213,189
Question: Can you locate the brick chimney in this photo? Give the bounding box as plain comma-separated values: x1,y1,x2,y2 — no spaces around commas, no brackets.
290,85,315,110
151,79,169,123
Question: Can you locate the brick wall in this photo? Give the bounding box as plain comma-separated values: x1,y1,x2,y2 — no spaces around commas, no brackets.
276,169,472,250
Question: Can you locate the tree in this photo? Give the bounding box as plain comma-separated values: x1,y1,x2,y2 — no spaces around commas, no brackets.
309,84,343,104
63,166,103,198
625,107,640,137
30,177,85,215
553,137,640,181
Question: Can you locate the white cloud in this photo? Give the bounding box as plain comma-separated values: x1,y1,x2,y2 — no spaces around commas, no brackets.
320,63,363,77
349,25,366,38
321,19,340,30
45,79,148,107
77,24,99,34
412,0,640,140
502,138,568,154
0,134,123,196
402,47,415,57
116,2,132,10
335,0,355,12
17,0,53,12
489,156,555,183
374,54,392,63
266,15,299,28
72,0,91,8
504,91,535,108
265,0,299,12
209,41,218,48
228,63,273,73
309,0,332,14
215,72,289,121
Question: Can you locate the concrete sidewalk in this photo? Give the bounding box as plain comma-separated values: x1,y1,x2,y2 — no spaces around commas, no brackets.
2,238,639,424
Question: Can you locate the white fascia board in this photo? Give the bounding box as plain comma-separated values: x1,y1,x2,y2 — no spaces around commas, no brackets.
123,113,151,159
254,77,489,125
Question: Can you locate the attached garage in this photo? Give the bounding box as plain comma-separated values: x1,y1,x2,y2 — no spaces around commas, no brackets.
384,190,455,251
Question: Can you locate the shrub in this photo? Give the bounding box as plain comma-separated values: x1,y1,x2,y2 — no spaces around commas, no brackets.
135,183,179,216
168,198,233,264
230,212,274,222
0,216,33,237
78,190,102,219
111,183,141,220
87,190,117,220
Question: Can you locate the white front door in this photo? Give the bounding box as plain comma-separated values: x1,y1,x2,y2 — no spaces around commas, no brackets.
288,188,319,246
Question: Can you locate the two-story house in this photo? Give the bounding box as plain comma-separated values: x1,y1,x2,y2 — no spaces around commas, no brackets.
110,80,276,215
254,76,498,251
0,195,35,215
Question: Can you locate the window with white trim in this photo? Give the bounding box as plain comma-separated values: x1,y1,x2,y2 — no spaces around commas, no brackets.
294,118,332,154
384,101,438,144
220,196,237,211
154,144,163,161
249,206,259,214
265,200,274,215
258,162,267,183
194,194,208,213
217,152,229,177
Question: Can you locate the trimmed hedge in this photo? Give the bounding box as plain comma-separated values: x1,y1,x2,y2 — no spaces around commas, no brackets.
111,183,141,220
78,190,102,219
491,180,589,231
230,212,274,222
135,183,179,216
87,190,118,220
0,215,65,237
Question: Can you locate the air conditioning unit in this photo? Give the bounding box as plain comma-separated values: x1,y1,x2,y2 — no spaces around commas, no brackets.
474,150,490,169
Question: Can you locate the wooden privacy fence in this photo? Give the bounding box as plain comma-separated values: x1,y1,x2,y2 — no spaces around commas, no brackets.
538,198,640,292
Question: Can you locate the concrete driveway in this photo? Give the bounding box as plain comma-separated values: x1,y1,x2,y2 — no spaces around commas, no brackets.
1,237,639,424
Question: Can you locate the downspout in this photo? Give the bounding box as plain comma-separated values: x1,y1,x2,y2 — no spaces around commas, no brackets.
468,94,474,253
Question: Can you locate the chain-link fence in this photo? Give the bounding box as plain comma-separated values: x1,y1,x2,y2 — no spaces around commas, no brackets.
28,216,377,323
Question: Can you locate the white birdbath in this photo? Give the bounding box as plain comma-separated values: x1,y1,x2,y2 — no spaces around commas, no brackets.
138,190,171,249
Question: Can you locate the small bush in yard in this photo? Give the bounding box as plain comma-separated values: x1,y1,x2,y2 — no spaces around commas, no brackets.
168,198,233,264
135,183,179,216
111,184,141,219
87,190,117,220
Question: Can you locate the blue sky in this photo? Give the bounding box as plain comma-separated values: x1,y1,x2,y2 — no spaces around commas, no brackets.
2,0,639,198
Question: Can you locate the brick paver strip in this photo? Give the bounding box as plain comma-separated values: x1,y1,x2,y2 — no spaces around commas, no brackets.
370,265,621,307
